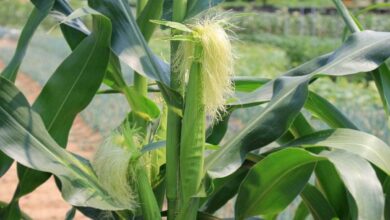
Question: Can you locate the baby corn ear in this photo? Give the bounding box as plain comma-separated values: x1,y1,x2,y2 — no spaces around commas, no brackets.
173,17,234,121
92,133,139,211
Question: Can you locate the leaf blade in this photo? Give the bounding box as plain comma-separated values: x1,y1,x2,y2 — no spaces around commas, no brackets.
235,148,323,219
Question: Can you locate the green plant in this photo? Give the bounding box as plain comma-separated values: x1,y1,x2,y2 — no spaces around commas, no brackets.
0,0,390,220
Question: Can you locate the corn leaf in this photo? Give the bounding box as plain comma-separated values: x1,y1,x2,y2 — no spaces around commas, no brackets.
206,31,390,179
0,152,12,177
293,202,309,220
1,0,54,82
0,201,31,220
233,77,269,93
372,64,390,115
322,150,385,220
206,76,309,178
233,31,390,106
235,148,322,219
2,10,116,216
0,77,127,210
315,161,350,218
88,0,169,85
384,177,390,220
0,0,55,184
201,166,249,214
11,11,112,200
285,129,390,175
300,184,338,220
137,0,164,41
305,91,358,129
87,0,181,107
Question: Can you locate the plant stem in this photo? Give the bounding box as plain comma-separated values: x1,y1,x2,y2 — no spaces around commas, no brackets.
135,165,162,220
166,99,182,220
332,0,360,33
166,40,184,220
166,1,188,219
173,0,188,22
134,0,149,103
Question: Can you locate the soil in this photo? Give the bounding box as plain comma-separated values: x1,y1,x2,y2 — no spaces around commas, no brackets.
0,39,102,219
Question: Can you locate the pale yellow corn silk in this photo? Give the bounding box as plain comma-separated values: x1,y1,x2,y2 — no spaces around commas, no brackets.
92,126,143,211
174,17,234,120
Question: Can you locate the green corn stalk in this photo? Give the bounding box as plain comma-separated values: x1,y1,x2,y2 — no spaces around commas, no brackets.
135,164,162,220
134,0,150,99
166,1,188,219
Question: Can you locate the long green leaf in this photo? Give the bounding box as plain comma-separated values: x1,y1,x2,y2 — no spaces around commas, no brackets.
300,184,338,220
1,0,54,82
235,148,323,219
233,77,269,92
206,76,309,178
305,91,358,129
373,64,390,115
66,2,181,108
285,129,390,175
233,31,390,106
304,91,356,218
0,201,32,220
315,161,349,219
201,166,249,214
293,201,309,220
0,201,21,220
0,1,55,177
384,177,390,220
338,2,390,118
0,151,13,177
10,11,112,203
206,108,232,145
0,77,126,210
137,0,164,41
321,150,385,220
88,0,169,85
207,31,390,179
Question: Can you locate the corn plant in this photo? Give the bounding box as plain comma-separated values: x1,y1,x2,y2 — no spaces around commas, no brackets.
0,0,390,219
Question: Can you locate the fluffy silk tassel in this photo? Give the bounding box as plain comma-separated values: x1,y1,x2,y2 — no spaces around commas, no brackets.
92,128,141,211
174,17,234,120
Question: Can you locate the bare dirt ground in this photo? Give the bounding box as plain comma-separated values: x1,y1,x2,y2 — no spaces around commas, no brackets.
0,39,102,219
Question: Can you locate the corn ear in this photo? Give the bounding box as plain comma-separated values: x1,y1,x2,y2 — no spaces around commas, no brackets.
92,135,138,211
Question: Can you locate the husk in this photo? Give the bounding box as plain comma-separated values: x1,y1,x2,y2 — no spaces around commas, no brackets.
173,16,234,121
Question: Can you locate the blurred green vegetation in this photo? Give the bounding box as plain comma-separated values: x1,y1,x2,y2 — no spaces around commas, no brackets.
222,0,373,7
0,0,33,27
223,0,334,7
233,12,390,38
0,0,87,28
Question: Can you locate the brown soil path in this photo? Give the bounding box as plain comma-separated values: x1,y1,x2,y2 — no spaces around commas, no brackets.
0,53,102,218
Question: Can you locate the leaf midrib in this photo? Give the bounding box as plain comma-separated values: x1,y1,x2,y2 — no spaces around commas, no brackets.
46,19,103,131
